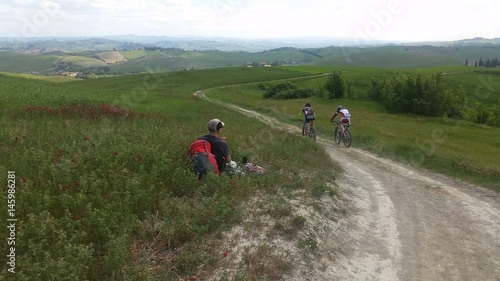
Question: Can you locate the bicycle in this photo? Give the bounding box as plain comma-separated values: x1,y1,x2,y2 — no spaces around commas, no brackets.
300,120,317,141
334,123,351,147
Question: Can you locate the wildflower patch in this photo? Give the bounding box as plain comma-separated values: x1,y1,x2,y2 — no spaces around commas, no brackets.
21,103,168,121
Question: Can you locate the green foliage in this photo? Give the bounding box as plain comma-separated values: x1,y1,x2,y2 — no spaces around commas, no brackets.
325,71,345,99
263,82,297,98
273,88,317,100
367,72,465,118
463,102,498,125
0,68,335,280
297,236,318,254
263,82,316,100
310,184,335,197
292,215,306,229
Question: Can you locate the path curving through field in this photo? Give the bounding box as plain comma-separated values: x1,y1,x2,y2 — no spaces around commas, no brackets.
196,90,500,281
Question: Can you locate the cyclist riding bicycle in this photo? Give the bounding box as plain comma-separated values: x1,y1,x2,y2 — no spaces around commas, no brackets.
330,104,351,133
298,103,316,136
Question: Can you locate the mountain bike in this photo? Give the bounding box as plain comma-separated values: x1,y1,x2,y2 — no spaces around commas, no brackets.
334,123,351,147
302,121,316,141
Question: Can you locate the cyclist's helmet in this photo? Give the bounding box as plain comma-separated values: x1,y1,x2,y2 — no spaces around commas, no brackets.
336,104,343,112
305,103,311,107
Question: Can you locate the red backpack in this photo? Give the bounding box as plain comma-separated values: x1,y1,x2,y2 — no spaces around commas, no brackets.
188,139,220,178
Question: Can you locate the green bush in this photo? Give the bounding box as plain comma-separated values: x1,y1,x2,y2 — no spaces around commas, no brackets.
263,82,297,98
263,82,316,99
367,72,465,118
325,71,345,99
273,88,316,99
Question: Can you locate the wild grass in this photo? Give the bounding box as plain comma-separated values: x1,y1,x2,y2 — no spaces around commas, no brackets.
0,68,336,280
1,63,497,280
208,67,500,192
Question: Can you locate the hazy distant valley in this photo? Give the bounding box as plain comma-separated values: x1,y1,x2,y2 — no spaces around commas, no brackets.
1,35,499,76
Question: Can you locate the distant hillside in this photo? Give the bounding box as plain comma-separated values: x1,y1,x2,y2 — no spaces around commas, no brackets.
96,51,128,64
0,36,499,75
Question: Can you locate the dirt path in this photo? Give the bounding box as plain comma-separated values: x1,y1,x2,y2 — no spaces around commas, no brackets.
196,91,500,281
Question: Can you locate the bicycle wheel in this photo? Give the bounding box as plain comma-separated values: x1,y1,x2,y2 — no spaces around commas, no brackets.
343,128,351,148
309,127,316,141
334,127,341,144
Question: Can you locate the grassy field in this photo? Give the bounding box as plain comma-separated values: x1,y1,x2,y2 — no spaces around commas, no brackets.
0,67,338,280
0,64,499,280
208,66,500,191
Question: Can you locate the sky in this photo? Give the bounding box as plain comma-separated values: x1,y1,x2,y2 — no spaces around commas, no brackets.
1,0,499,42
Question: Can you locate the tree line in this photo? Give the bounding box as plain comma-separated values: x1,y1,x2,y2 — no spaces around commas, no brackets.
263,71,500,127
467,58,500,68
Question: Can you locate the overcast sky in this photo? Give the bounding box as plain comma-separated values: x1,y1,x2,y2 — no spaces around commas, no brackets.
2,0,499,42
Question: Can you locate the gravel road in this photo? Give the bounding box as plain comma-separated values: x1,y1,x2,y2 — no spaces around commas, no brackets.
322,141,500,281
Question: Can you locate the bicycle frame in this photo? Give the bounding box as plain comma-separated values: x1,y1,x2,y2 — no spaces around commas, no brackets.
304,122,316,141
334,123,351,147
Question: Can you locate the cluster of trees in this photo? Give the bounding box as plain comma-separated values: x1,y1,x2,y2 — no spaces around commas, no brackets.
262,72,348,100
467,58,500,68
76,66,111,79
366,72,500,127
367,72,464,117
143,46,184,52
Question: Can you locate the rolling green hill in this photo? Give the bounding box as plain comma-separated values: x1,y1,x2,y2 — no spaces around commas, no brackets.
1,40,499,75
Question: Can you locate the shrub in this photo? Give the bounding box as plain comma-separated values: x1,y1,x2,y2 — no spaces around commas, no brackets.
263,82,297,99
325,71,345,99
273,88,316,100
367,72,465,118
263,82,316,100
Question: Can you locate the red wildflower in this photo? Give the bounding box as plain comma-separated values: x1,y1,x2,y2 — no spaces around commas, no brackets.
61,184,71,192
223,249,229,257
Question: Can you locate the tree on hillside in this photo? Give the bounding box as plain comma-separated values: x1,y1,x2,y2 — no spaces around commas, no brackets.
492,58,499,68
325,71,345,99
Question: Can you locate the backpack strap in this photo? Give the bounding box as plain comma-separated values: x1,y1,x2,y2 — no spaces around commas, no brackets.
203,140,209,154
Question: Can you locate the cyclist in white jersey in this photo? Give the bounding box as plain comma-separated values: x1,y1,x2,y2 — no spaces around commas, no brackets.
330,104,351,131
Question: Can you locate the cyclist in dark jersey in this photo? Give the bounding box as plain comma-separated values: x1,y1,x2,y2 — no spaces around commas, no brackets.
298,103,316,136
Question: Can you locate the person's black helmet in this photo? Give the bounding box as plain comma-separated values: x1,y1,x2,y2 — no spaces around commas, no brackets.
305,103,311,107
336,104,343,112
